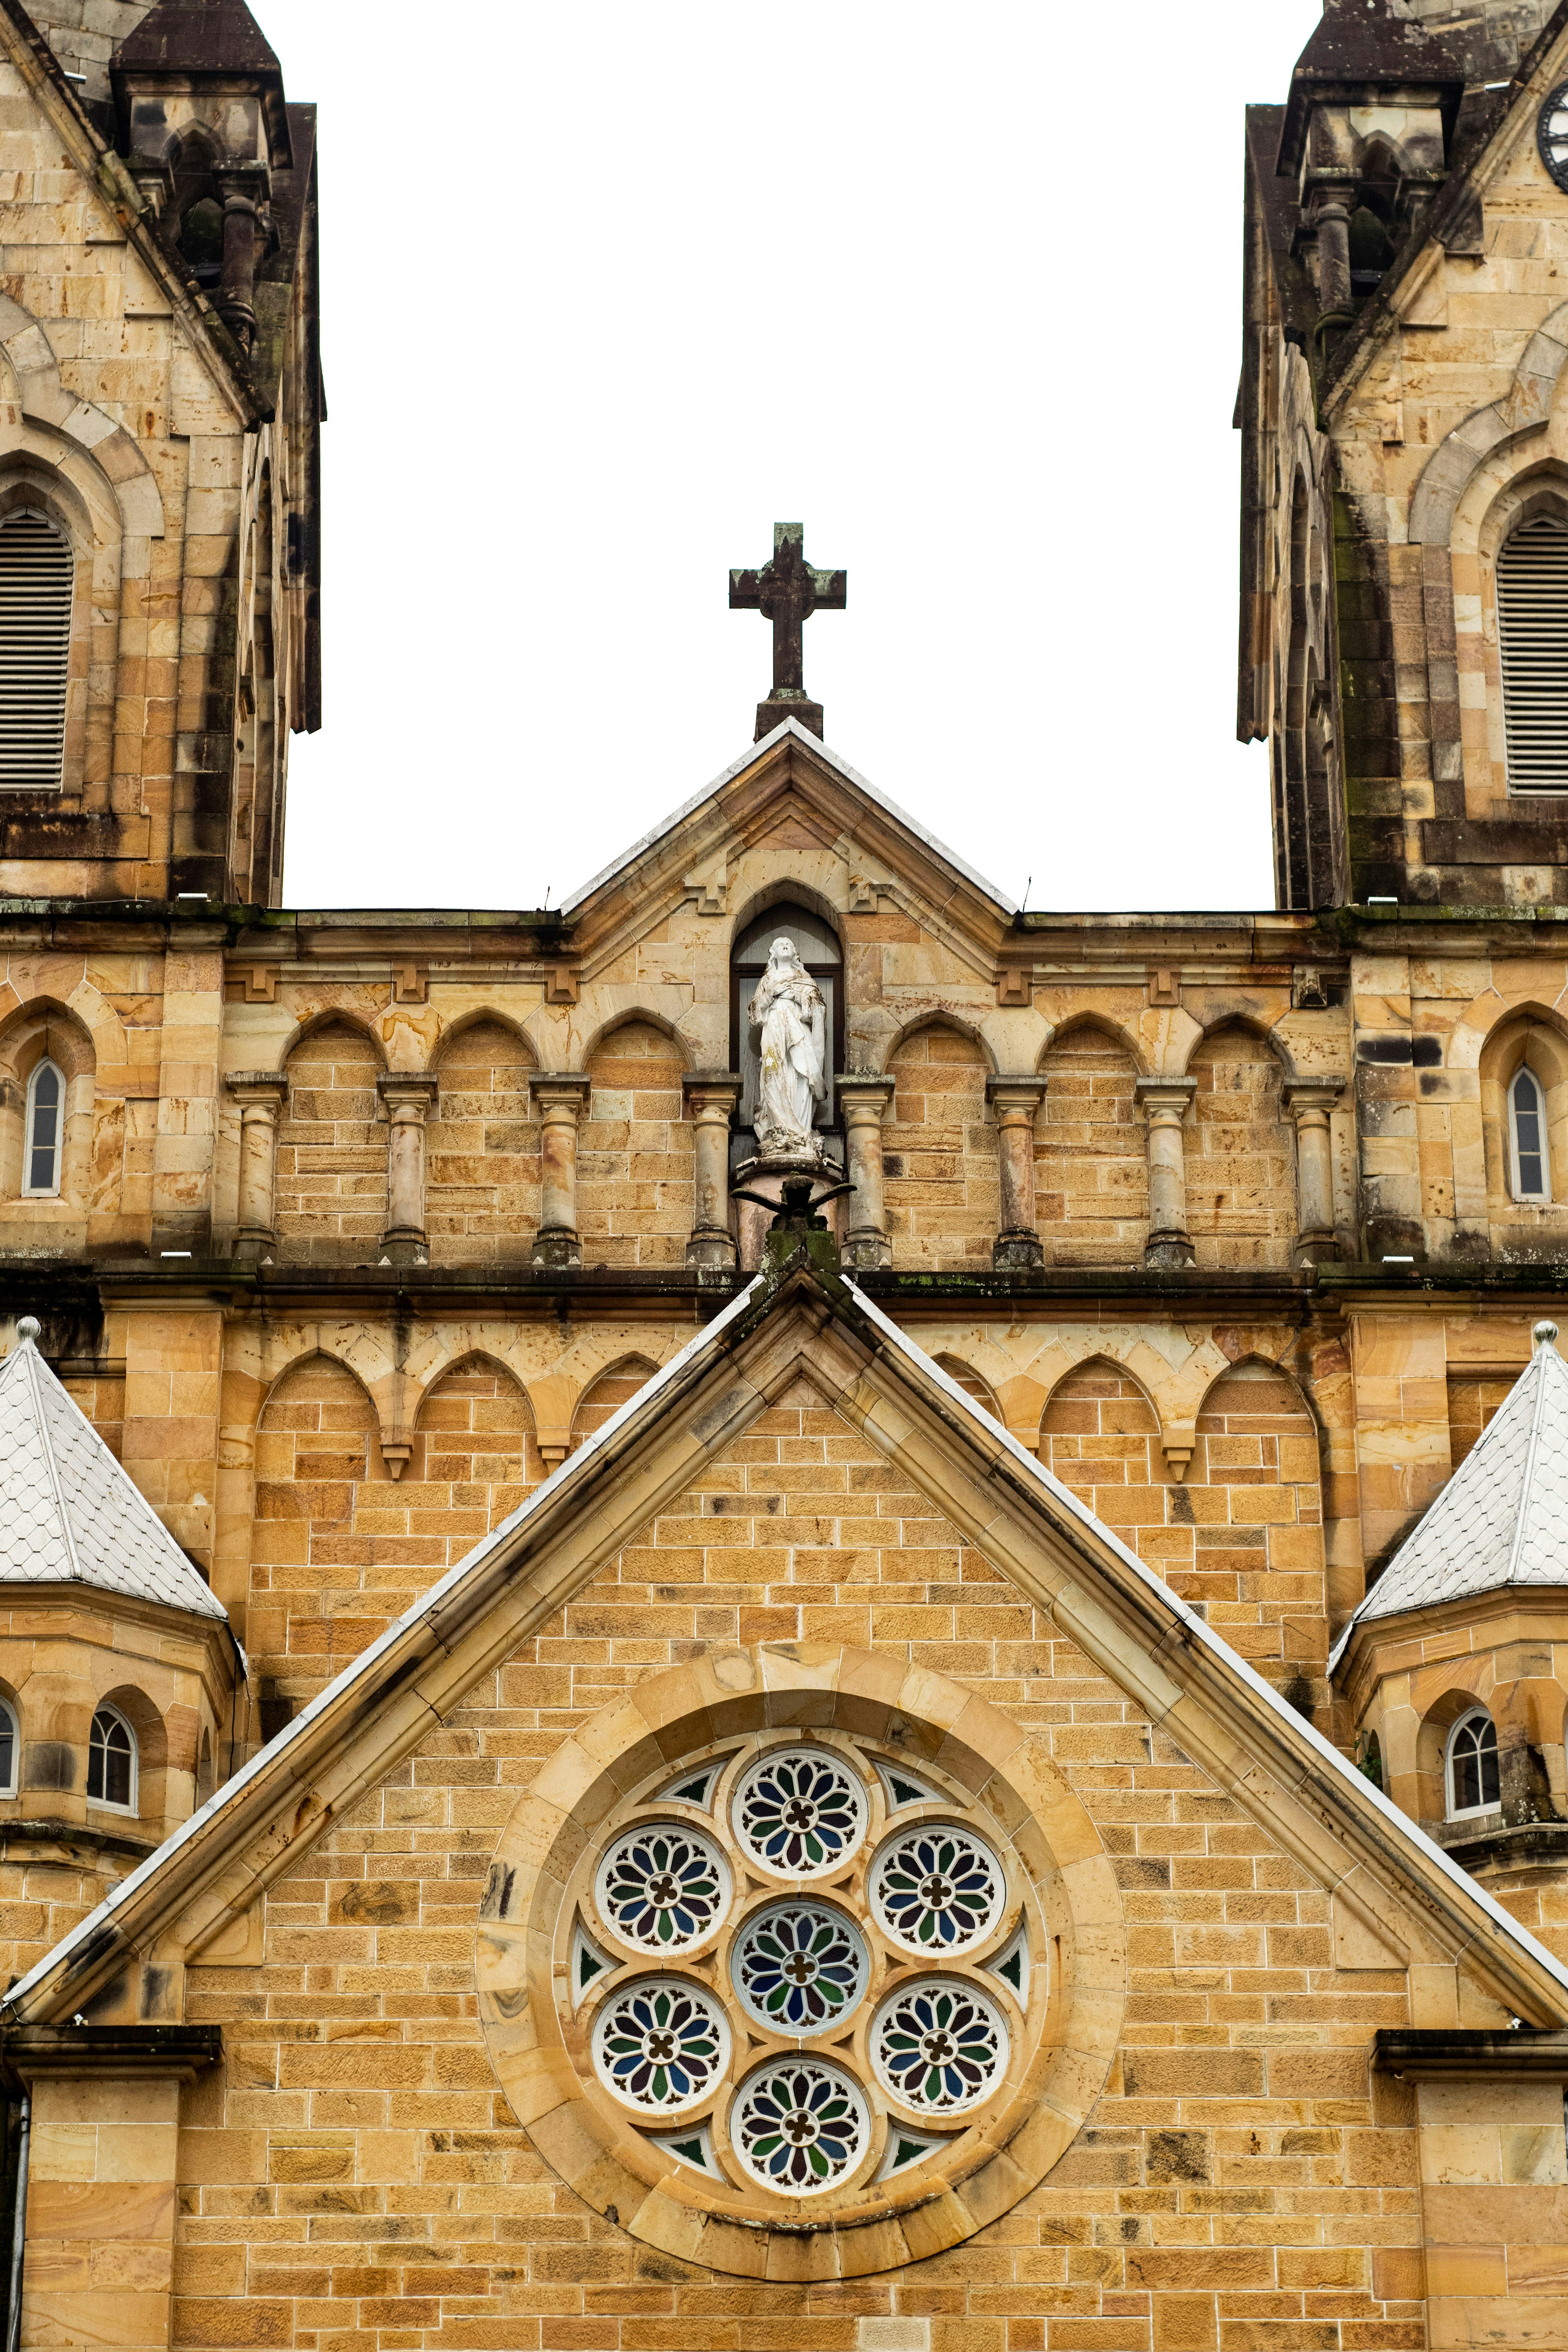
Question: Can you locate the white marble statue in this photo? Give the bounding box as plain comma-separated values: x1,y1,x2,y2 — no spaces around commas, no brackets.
749,937,826,1154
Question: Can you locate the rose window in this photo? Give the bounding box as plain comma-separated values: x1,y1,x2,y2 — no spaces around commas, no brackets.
530,1724,1048,2225
731,1900,868,2031
732,1747,868,1877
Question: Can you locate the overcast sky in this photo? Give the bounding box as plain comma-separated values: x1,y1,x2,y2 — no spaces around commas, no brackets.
263,0,1323,916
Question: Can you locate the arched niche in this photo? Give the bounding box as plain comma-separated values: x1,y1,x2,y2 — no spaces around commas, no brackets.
1039,1357,1162,1553
886,1019,997,1273
934,1353,1003,1425
254,1356,390,1710
1477,1008,1568,1243
414,1356,540,1547
0,998,95,1215
1186,1023,1296,1270
427,1018,540,1264
580,1023,691,1271
275,1018,388,1265
1036,1022,1147,1268
570,1355,660,1451
1191,1359,1326,1699
729,899,843,1147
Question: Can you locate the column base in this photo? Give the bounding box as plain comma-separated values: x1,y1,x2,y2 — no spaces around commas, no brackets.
231,1230,275,1265
686,1229,738,1270
1293,1230,1339,1269
842,1232,891,1271
531,1229,581,1269
1144,1234,1196,1269
993,1233,1044,1272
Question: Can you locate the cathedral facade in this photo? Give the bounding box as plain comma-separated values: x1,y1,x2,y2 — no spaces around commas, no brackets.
9,1,1568,2348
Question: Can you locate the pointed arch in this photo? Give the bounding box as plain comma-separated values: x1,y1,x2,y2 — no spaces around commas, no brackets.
581,1024,691,1271
275,1017,389,1264
885,1017,998,1275
1036,1017,1147,1267
570,1354,661,1451
1184,1020,1297,1270
0,995,95,1210
427,1016,540,1262
414,1354,541,1546
933,1354,1003,1425
1039,1356,1163,1549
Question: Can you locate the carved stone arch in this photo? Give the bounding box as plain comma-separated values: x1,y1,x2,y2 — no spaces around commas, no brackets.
933,1352,1005,1425
431,1007,539,1068
1034,1009,1148,1077
568,1352,662,1452
1470,1000,1568,1229
274,1017,390,1266
579,1004,692,1069
1039,1352,1165,1513
726,876,847,956
256,1342,383,1430
412,1352,542,1522
879,1007,998,1073
273,1005,391,1074
1410,298,1568,549
0,294,164,540
1175,1007,1293,1078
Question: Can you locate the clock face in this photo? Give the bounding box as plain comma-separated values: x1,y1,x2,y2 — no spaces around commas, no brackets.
1540,82,1568,192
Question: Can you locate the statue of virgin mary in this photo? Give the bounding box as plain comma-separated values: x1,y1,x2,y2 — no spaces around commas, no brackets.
748,936,826,1155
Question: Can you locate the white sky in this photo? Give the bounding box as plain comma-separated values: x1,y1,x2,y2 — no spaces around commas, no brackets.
265,0,1323,916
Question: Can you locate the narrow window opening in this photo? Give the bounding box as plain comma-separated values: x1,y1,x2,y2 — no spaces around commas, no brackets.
1446,1709,1501,1819
24,1059,62,1198
86,1705,136,1812
0,1701,18,1798
1498,512,1568,793
0,510,71,792
1510,1065,1551,1202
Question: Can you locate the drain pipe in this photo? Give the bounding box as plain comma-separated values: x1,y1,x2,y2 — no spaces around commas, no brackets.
5,2089,28,2352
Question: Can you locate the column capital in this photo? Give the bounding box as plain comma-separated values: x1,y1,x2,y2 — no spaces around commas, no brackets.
837,1073,897,1110
1134,1077,1198,1115
377,1072,439,1111
682,1070,743,1113
986,1073,1048,1114
529,1072,592,1114
225,1070,288,1108
1283,1078,1347,1117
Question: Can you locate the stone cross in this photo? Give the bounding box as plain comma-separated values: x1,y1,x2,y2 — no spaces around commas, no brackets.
729,522,846,742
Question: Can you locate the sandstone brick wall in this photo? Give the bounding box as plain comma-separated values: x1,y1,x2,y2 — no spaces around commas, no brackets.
1035,1026,1147,1268
1186,1029,1297,1271
1041,1357,1328,1699
1449,1371,1514,1469
579,1022,691,1270
425,1021,539,1264
251,1357,536,1719
569,1358,658,1450
885,1025,998,1273
274,1025,388,1264
173,1381,1424,2352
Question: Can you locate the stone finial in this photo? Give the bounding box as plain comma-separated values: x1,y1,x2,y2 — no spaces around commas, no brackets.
1535,1320,1560,1353
16,1318,38,1345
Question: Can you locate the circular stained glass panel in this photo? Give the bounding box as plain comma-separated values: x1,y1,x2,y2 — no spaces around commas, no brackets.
730,2057,870,2194
731,1900,869,2033
591,1977,731,2114
870,1823,1005,1953
870,1976,1008,2115
595,1822,731,1952
731,1748,868,1879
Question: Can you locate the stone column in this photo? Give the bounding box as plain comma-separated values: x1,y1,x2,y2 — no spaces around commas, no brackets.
216,165,269,352
225,1073,287,1261
987,1075,1048,1271
682,1072,742,1268
377,1073,438,1263
838,1074,897,1270
1308,182,1354,319
530,1073,592,1267
1135,1077,1197,1268
1284,1080,1345,1266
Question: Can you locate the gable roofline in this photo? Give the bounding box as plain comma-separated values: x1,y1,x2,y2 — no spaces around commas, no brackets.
0,0,263,429
1319,2,1568,418
7,1257,1568,2027
559,716,1017,921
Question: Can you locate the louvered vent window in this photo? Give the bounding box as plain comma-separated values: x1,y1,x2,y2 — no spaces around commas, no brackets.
1498,512,1568,792
0,509,71,792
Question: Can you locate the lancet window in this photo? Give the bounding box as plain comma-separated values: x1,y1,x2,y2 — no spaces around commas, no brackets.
1497,512,1568,794
0,511,71,793
24,1059,62,1198
1509,1066,1551,1202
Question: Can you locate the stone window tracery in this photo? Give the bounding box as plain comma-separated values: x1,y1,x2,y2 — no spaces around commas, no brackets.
563,1727,1032,2215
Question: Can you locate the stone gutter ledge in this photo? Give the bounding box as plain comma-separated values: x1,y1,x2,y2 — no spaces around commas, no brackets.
1374,2028,1568,2076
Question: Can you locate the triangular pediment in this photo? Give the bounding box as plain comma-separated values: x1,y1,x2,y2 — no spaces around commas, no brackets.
559,720,1016,973
8,1261,1568,2038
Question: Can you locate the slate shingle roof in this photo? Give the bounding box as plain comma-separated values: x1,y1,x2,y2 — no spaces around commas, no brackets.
0,1323,226,1620
1331,1321,1568,1665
